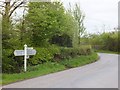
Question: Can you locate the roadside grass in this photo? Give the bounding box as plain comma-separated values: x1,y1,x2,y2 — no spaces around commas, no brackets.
2,52,98,85
60,53,99,68
2,62,65,85
95,50,120,54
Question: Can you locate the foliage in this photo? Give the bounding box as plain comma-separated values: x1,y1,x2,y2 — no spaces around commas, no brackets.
3,61,65,85
60,53,98,68
57,45,92,60
25,2,79,47
2,49,23,73
82,31,120,52
1,0,28,73
28,45,92,66
101,32,119,52
2,1,91,74
95,49,120,54
73,3,85,45
49,34,72,47
3,52,98,85
1,0,26,49
25,2,66,46
28,45,60,65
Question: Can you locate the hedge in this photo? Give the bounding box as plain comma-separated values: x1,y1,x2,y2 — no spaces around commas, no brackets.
2,45,93,73
29,45,92,64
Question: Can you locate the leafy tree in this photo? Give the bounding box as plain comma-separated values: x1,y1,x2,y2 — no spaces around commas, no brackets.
63,12,78,47
50,34,72,47
73,3,85,45
26,2,72,47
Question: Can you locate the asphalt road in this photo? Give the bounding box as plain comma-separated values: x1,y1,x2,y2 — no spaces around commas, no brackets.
3,53,118,88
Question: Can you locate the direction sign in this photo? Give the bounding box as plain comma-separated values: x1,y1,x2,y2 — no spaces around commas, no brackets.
14,49,36,56
27,49,36,55
14,44,37,72
14,50,24,56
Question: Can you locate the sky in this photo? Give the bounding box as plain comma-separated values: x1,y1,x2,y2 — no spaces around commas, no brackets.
61,0,119,34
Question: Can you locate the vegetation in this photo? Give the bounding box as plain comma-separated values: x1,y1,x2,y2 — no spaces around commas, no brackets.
73,4,85,45
81,31,120,53
60,53,98,68
95,50,119,54
1,0,26,49
2,1,88,74
1,0,118,85
2,52,98,85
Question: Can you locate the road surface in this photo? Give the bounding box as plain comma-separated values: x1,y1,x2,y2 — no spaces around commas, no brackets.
3,53,118,88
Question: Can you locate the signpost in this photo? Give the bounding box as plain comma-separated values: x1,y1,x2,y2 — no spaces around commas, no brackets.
14,50,25,56
14,44,36,72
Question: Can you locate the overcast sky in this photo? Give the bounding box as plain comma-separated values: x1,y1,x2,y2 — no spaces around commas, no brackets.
61,0,119,34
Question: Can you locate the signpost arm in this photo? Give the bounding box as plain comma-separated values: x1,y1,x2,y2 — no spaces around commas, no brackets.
24,44,27,72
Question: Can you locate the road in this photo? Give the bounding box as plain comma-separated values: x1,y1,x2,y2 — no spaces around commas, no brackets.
3,53,118,88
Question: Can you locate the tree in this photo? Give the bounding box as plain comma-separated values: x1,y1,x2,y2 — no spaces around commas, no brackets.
50,34,72,47
25,2,69,47
73,3,85,45
0,0,26,48
1,0,27,73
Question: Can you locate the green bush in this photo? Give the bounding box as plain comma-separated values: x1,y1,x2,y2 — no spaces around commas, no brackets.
88,31,120,53
29,48,53,65
60,48,72,59
28,45,60,65
54,45,92,60
2,49,23,73
77,45,92,55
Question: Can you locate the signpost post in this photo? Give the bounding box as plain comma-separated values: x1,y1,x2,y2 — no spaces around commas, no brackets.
24,44,27,72
14,44,36,72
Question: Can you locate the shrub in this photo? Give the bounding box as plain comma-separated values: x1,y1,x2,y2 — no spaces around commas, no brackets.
29,48,53,65
49,34,72,47
2,49,23,73
88,31,120,53
28,45,60,65
77,45,92,55
54,45,92,61
59,48,74,59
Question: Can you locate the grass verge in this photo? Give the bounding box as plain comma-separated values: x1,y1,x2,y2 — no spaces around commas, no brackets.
60,53,99,68
2,52,98,85
2,62,65,85
95,50,120,54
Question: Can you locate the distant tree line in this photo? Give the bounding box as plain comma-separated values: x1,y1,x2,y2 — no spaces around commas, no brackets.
81,31,120,52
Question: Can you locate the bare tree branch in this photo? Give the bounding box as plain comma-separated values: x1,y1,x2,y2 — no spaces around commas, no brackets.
9,1,24,17
10,1,16,9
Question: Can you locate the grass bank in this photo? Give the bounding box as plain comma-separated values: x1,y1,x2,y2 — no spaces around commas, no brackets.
95,50,120,54
2,52,99,85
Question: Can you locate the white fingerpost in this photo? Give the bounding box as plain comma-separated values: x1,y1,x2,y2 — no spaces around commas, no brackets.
14,44,36,72
24,44,27,72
